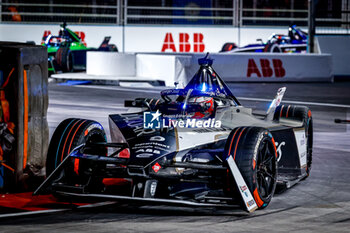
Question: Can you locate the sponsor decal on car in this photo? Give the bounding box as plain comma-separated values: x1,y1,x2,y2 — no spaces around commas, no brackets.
253,133,265,165
136,153,153,158
275,141,286,162
152,163,161,173
240,185,249,197
150,181,157,196
247,200,256,208
132,142,171,157
294,129,307,167
150,136,166,142
135,148,161,158
240,185,247,192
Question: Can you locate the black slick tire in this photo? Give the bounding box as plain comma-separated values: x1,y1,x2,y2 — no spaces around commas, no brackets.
264,42,282,53
46,118,107,177
55,47,73,72
224,127,278,209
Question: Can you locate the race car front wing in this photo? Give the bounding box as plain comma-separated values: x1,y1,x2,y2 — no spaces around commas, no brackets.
34,142,258,213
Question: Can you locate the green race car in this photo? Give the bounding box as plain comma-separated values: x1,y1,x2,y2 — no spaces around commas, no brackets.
42,22,118,74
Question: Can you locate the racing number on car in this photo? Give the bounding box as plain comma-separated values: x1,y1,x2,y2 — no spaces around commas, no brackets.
247,59,286,78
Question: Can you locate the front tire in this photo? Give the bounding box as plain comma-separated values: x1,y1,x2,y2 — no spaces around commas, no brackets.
224,127,278,209
46,118,107,176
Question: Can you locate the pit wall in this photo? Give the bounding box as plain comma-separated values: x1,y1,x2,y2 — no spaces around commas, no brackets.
87,52,333,86
315,35,350,77
1,23,341,79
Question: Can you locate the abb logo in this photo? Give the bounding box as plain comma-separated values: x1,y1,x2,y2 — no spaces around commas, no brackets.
41,30,87,46
247,59,286,78
42,30,52,42
75,31,87,46
161,33,205,52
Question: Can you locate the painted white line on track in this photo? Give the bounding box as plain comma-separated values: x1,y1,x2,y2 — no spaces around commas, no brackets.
77,201,116,209
0,201,117,219
74,85,350,109
75,85,161,94
0,209,67,219
314,145,350,153
49,99,124,107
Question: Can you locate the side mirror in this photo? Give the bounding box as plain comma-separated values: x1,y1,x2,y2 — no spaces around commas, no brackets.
256,39,263,44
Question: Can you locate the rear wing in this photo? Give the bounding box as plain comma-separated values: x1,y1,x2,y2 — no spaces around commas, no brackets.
98,36,112,49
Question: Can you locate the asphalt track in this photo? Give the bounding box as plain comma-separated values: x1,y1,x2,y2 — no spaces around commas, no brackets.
0,81,350,232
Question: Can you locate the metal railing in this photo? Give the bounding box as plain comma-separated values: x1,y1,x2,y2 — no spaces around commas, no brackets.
0,1,120,24
242,8,309,26
125,5,235,25
0,0,348,34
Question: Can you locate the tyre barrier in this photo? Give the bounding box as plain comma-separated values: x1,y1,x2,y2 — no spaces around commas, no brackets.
0,42,48,191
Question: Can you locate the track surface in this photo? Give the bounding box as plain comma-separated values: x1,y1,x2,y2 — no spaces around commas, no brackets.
1,81,349,232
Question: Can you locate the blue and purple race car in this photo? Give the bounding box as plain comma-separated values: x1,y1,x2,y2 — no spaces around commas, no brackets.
221,25,307,53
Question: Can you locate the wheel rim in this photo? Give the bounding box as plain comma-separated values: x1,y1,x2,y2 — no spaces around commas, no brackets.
256,139,277,200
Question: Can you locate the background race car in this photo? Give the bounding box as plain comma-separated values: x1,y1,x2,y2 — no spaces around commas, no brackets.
42,22,118,74
35,55,313,213
221,25,307,53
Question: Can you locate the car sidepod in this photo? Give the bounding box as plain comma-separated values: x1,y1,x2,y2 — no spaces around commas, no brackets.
270,125,308,187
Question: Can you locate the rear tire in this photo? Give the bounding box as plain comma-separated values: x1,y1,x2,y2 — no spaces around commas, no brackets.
264,42,282,53
55,47,73,72
274,105,313,177
223,127,278,209
108,44,118,52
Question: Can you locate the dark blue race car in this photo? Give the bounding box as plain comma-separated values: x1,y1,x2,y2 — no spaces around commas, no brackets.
221,25,307,53
34,54,313,213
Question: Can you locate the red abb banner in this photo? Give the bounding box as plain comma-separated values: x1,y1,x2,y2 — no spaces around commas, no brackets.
247,59,286,78
161,33,205,52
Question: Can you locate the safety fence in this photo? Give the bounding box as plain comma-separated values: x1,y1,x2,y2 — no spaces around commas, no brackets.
0,1,120,25
0,0,349,33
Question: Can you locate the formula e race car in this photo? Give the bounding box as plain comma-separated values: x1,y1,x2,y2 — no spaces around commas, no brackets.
35,54,313,213
221,25,307,53
42,22,118,74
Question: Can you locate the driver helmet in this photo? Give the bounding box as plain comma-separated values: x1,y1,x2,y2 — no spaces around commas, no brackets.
188,97,214,119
